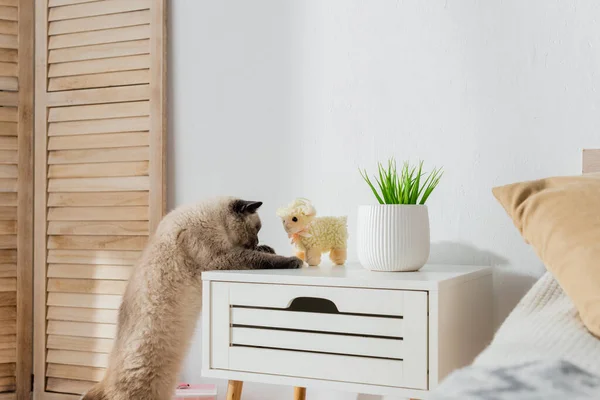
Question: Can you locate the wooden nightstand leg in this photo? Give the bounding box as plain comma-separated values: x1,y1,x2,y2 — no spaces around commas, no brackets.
226,380,243,400
293,387,306,400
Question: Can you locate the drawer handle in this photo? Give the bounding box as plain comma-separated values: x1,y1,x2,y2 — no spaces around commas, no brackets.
288,297,339,314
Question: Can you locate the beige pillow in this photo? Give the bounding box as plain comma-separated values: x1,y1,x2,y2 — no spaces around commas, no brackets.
493,174,600,338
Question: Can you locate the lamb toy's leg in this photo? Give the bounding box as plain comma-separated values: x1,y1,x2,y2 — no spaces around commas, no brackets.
305,248,321,266
295,250,305,261
329,248,347,265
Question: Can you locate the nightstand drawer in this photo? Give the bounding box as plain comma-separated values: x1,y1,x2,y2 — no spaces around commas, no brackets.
207,282,428,390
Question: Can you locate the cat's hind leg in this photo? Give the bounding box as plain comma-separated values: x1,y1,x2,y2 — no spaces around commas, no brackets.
80,384,107,400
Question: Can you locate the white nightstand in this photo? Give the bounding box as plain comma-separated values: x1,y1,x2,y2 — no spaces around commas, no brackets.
201,264,493,400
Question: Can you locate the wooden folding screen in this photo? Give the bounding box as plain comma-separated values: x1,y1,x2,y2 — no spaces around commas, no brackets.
0,0,33,399
583,149,600,174
33,0,166,398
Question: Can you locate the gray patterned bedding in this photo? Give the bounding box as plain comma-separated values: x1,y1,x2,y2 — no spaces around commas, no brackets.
430,360,600,400
430,272,600,399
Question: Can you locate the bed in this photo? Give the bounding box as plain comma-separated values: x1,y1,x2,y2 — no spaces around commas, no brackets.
430,150,600,400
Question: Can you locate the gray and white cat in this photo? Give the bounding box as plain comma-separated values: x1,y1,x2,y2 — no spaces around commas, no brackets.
82,197,302,400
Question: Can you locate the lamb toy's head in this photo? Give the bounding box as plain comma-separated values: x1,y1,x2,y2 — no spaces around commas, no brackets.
276,198,316,235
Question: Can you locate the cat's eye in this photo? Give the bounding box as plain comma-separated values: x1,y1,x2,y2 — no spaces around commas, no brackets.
292,217,298,222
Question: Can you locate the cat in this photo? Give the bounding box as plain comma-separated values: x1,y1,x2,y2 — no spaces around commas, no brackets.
81,197,303,400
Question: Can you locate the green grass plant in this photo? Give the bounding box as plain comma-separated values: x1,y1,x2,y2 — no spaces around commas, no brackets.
360,159,443,205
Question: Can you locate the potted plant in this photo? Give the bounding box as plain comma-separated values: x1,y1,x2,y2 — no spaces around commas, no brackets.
358,159,443,272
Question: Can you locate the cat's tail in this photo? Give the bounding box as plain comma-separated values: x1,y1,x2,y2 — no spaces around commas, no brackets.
80,383,107,400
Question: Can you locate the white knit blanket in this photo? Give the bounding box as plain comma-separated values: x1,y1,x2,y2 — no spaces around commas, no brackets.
473,272,600,374
430,272,600,399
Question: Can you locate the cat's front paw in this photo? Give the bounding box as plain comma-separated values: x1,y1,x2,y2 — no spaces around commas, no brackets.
285,256,304,269
256,244,276,254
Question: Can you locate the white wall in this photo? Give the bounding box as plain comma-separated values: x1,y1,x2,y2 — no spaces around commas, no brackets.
169,1,600,399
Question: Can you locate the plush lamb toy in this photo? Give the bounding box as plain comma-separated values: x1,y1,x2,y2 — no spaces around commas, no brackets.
276,198,348,266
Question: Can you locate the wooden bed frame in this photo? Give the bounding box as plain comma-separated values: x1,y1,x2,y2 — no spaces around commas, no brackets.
583,149,600,173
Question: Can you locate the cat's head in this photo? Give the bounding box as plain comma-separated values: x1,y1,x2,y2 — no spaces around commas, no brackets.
224,199,263,248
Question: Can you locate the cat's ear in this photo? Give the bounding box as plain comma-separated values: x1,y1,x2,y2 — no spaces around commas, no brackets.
232,199,263,214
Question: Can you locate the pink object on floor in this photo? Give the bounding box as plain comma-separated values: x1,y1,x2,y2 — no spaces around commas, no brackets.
174,383,217,399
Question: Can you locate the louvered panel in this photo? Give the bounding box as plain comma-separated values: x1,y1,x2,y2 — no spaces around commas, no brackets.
0,138,16,150
0,265,16,278
0,364,15,378
0,307,15,320
0,350,14,365
47,221,148,236
0,221,15,233
49,10,151,36
49,25,151,50
48,147,150,164
0,323,15,336
49,116,150,136
47,279,128,295
0,77,16,91
47,250,142,265
0,123,16,136
35,0,166,397
48,161,149,179
47,0,152,93
48,54,151,78
0,21,16,36
0,93,17,107
47,264,133,280
0,338,15,351
0,293,14,306
48,0,98,7
48,0,150,21
47,322,116,339
46,364,105,382
47,85,151,107
0,179,16,191
48,176,150,192
0,49,15,64
49,39,150,64
0,0,34,398
47,335,114,353
46,378,94,396
0,376,15,393
0,166,17,178
0,278,15,291
48,236,147,251
47,307,119,324
48,101,149,122
0,63,17,78
0,334,15,348
47,192,149,207
0,35,16,50
0,6,16,21
47,349,109,367
0,208,16,220
48,69,151,91
48,207,148,221
47,293,122,310
0,251,15,264
0,107,16,122
0,151,16,164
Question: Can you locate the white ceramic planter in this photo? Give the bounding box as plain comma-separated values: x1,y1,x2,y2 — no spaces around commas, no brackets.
357,205,430,272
